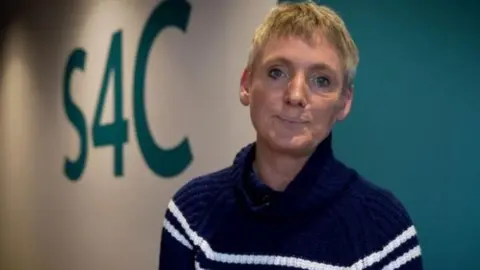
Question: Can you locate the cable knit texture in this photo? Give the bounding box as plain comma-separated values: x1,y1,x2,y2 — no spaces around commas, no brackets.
159,134,423,270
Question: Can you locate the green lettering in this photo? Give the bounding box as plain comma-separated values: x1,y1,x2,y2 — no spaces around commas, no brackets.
133,0,193,178
92,31,129,177
63,49,88,181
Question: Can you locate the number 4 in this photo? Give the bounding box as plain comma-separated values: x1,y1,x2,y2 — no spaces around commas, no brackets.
92,31,128,176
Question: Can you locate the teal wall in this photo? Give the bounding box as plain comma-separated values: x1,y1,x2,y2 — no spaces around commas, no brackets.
279,0,480,269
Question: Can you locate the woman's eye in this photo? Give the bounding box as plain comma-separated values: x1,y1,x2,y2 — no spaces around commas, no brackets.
268,68,285,80
312,76,330,88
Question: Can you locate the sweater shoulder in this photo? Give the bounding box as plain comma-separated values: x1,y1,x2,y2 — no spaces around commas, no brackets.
332,160,414,228
326,164,423,268
345,170,421,249
345,171,423,267
169,166,233,225
174,166,232,199
351,173,415,228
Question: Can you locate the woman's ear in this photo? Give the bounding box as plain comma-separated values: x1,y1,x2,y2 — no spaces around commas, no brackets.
336,85,353,121
239,68,251,106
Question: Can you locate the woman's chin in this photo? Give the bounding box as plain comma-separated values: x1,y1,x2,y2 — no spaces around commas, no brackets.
269,135,315,155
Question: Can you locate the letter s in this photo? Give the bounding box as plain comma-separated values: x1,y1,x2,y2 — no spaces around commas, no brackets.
63,49,88,181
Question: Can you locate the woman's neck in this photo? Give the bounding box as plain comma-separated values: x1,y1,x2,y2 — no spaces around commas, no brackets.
253,139,312,192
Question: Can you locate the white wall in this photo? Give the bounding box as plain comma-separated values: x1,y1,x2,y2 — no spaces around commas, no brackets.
0,1,277,269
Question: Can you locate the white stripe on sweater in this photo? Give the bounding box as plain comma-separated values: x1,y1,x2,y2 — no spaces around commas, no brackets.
165,200,420,270
194,261,207,270
382,246,422,270
350,226,418,269
163,218,193,250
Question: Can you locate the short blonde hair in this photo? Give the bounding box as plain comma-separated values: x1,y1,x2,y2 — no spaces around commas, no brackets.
247,1,359,88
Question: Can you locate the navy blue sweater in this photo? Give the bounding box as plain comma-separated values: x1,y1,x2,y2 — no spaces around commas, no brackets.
159,135,423,269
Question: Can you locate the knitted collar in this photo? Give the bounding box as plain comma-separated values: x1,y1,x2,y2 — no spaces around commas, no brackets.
231,133,354,220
